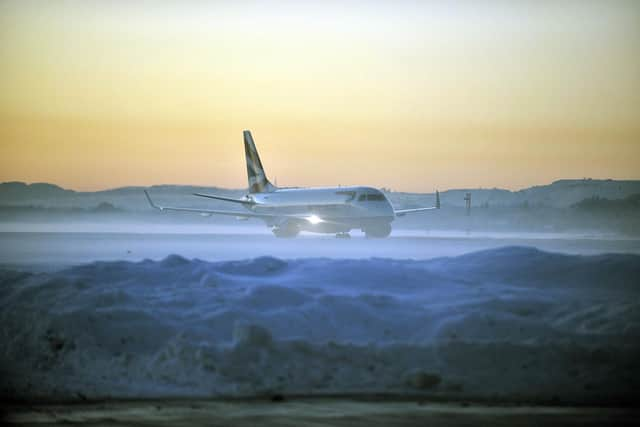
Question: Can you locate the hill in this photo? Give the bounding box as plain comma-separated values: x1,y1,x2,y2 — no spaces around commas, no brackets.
2,179,640,211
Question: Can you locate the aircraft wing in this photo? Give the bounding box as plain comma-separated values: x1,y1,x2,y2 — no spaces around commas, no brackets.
195,192,351,210
144,190,302,220
192,192,255,205
394,206,439,216
393,191,441,217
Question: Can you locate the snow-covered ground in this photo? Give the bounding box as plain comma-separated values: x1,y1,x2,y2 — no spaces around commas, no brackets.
1,239,638,403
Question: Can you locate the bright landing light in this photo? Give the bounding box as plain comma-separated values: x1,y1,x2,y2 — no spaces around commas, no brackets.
307,215,323,225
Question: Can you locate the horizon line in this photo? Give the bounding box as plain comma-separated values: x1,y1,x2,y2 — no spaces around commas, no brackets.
2,177,639,195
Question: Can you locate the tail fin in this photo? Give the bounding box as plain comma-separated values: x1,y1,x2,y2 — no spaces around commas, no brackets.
243,130,275,193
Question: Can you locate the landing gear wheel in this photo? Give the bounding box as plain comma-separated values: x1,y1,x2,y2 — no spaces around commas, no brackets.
272,225,300,238
364,223,392,238
335,232,351,239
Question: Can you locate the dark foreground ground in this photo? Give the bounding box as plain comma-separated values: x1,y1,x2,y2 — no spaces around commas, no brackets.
3,398,638,427
2,231,638,426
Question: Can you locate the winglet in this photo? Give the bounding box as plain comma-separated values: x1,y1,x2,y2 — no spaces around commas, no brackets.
144,190,163,211
436,190,440,209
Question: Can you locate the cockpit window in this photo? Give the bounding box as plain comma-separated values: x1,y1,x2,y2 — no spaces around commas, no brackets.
336,191,356,201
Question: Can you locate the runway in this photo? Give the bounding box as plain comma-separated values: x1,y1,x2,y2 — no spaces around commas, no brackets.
4,399,637,427
1,225,639,271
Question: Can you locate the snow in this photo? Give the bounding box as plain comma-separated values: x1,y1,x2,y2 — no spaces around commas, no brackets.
1,246,639,403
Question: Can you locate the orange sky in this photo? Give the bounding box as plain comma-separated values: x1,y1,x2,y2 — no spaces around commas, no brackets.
1,0,639,192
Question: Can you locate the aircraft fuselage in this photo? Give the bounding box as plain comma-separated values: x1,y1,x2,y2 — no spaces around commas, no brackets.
248,186,395,235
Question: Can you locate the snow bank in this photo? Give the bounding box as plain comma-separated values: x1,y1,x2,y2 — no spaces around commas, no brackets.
1,247,638,403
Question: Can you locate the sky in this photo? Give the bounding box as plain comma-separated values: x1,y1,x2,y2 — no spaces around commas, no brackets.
1,0,639,192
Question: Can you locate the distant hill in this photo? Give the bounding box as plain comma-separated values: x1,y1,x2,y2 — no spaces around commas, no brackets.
386,179,640,209
1,179,640,211
0,183,245,212
0,181,75,201
2,180,639,234
572,193,640,211
506,179,640,208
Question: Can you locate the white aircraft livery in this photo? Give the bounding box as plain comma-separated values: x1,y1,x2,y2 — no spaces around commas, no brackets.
144,130,439,238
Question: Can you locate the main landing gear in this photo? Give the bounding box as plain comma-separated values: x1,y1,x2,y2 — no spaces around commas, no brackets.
363,223,392,238
272,224,300,238
335,232,351,239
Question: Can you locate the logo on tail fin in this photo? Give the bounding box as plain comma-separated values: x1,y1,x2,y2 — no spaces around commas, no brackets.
243,130,275,193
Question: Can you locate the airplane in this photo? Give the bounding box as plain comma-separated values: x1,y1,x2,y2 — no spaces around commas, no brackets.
144,130,439,238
